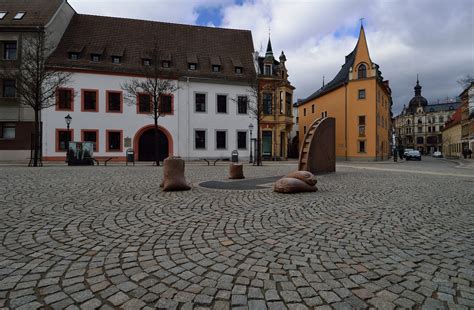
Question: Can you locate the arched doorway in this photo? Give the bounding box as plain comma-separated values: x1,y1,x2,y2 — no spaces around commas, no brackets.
134,125,172,161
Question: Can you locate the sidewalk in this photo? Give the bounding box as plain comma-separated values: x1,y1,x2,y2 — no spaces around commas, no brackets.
442,157,474,170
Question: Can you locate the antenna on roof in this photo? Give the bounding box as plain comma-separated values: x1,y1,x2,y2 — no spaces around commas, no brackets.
322,76,325,87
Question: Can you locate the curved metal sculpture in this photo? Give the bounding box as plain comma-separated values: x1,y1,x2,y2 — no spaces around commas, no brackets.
298,117,336,174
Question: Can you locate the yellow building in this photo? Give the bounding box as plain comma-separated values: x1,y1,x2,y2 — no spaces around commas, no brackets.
442,107,463,158
258,38,295,160
298,25,392,161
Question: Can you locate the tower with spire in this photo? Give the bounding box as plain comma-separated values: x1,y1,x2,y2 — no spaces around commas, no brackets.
256,34,295,160
407,75,428,114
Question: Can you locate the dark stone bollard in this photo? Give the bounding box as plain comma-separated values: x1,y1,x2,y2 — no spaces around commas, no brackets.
229,163,244,179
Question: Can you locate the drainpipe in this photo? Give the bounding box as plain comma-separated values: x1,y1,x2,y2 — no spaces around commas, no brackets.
176,80,179,157
186,77,190,160
376,83,379,161
344,83,348,160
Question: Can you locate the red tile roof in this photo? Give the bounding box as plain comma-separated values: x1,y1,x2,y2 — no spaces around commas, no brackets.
47,14,256,82
443,107,462,130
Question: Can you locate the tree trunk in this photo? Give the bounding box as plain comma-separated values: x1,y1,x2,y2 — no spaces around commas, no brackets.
33,108,40,167
154,117,160,166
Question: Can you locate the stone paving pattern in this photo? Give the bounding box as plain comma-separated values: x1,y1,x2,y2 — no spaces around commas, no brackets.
0,161,473,309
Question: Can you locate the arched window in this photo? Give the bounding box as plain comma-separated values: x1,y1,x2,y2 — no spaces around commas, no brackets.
358,64,367,79
418,118,422,124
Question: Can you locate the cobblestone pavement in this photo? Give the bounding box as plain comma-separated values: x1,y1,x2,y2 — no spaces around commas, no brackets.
0,161,473,310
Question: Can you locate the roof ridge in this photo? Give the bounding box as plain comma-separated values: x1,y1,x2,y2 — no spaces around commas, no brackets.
75,13,252,33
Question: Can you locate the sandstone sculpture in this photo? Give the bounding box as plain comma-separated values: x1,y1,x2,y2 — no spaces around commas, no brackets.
274,170,318,193
161,157,191,191
229,163,244,179
285,170,317,186
299,117,336,174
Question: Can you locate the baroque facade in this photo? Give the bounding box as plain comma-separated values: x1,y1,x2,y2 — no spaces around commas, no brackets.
394,79,460,154
0,0,75,160
257,38,294,160
298,25,392,161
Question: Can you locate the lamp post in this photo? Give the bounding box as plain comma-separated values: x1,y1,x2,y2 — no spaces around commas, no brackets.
249,123,254,163
65,114,72,157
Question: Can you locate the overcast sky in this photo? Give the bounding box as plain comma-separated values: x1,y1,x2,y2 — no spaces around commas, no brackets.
68,0,473,115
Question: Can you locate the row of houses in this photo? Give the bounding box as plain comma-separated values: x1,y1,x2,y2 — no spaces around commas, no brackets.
0,0,294,162
394,79,473,157
441,82,474,158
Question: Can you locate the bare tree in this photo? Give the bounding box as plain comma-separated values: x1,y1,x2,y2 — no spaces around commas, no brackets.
457,74,473,89
121,49,177,166
232,78,263,166
0,30,73,167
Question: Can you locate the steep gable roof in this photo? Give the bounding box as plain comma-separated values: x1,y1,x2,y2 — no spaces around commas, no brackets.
47,14,256,82
300,25,377,105
0,0,64,28
300,48,356,104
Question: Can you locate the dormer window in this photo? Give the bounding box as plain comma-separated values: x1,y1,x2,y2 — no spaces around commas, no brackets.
187,54,198,71
69,53,79,60
112,56,121,64
143,59,151,66
235,67,243,74
162,60,170,68
13,12,25,20
0,12,7,20
91,54,101,62
210,56,221,73
264,65,271,75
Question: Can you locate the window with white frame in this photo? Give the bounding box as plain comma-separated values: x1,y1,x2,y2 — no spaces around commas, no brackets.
3,41,17,60
195,130,206,149
195,93,206,112
216,130,227,149
217,95,227,113
0,123,15,139
237,96,247,114
237,131,247,149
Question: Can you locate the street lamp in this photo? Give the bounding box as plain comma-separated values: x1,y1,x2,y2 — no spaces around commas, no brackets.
65,114,72,154
249,123,254,163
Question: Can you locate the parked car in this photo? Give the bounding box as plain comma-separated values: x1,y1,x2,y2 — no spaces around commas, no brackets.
403,148,414,157
432,151,443,158
406,150,421,161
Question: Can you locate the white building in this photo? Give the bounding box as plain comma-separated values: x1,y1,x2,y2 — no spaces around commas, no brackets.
43,14,257,162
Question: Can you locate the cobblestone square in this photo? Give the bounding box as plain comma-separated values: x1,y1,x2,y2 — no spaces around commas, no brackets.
0,159,473,309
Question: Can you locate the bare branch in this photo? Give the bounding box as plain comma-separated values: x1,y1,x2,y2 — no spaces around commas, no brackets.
120,47,178,165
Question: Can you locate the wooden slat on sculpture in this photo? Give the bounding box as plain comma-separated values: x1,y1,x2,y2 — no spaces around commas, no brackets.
298,117,336,174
